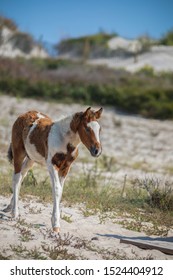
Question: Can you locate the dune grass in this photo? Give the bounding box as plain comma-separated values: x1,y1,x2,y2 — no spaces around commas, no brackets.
1,162,173,236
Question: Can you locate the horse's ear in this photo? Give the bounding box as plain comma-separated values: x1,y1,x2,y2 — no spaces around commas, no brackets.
83,107,91,117
95,107,103,119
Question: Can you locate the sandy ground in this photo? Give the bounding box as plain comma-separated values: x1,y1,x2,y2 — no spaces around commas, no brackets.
1,196,173,260
0,95,173,259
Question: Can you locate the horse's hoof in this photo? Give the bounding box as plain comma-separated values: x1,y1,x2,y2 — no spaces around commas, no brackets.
53,227,60,233
11,211,19,220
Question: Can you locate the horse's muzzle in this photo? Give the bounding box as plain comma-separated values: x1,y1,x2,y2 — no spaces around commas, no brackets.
90,145,102,157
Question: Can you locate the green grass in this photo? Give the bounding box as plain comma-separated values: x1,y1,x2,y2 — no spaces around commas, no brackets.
0,169,13,196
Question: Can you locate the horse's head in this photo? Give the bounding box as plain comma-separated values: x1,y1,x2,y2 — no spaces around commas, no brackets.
71,107,103,157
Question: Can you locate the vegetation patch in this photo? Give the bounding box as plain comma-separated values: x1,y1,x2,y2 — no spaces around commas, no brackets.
1,164,173,236
0,58,173,119
55,32,117,59
0,16,17,31
9,32,34,53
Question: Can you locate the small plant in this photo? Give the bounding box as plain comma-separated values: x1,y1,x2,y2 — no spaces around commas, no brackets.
61,213,73,223
22,170,38,187
10,244,47,259
119,219,143,232
0,169,13,196
26,247,47,260
10,243,27,254
82,208,96,217
14,217,34,242
73,237,89,249
15,217,30,227
18,227,34,242
99,155,117,172
42,233,78,260
29,206,42,214
135,177,173,211
145,225,169,236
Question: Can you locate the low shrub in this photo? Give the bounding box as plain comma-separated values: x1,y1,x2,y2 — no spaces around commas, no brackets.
0,58,173,119
134,177,173,211
9,32,34,53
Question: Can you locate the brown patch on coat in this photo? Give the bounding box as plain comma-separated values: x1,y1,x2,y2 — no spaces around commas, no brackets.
52,143,78,178
70,112,83,133
29,117,53,158
11,111,52,173
11,111,38,173
52,153,66,169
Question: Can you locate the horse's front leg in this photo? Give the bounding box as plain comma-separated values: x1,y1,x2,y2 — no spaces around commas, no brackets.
47,163,63,233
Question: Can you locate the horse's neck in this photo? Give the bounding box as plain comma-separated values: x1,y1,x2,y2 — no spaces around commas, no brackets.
54,115,81,147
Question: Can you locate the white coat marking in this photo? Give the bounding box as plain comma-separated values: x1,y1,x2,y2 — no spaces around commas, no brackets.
87,121,100,143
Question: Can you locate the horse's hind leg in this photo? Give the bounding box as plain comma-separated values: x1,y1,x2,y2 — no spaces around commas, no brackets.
4,151,34,217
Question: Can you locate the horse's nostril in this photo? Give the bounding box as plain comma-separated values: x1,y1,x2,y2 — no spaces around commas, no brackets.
91,146,100,157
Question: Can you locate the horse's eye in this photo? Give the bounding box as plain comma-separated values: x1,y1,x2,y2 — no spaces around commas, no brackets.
85,127,90,133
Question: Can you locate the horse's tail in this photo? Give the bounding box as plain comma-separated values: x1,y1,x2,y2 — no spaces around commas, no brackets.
7,143,13,164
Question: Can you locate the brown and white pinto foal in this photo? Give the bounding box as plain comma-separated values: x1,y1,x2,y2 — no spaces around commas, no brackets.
5,107,103,232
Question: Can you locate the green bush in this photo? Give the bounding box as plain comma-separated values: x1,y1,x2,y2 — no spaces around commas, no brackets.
0,58,173,120
137,65,155,76
9,32,34,53
160,29,173,46
30,58,73,70
55,32,116,58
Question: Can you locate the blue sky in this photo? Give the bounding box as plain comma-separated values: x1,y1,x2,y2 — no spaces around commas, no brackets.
0,0,173,43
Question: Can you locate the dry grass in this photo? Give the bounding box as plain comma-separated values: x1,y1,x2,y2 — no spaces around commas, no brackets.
1,165,173,236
